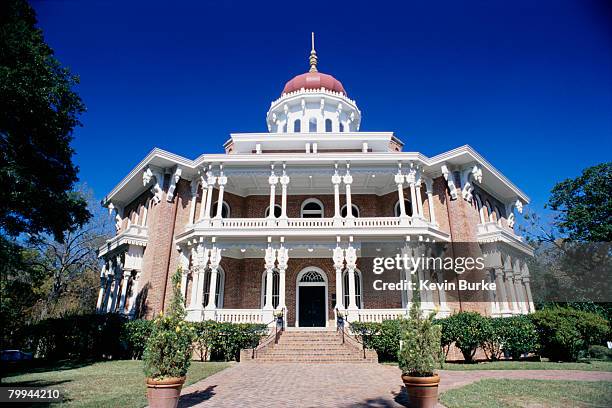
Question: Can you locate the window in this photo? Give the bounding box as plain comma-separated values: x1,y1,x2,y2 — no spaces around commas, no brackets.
300,270,325,282
341,204,360,218
474,194,485,224
394,199,413,217
325,118,332,132
294,119,301,133
265,204,282,218
343,269,363,308
485,201,494,222
301,199,324,218
339,122,345,132
495,206,503,225
282,122,287,133
202,268,224,307
261,269,280,308
309,117,317,132
211,201,230,218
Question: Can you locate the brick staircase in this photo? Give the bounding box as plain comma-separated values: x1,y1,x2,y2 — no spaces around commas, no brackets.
242,329,378,363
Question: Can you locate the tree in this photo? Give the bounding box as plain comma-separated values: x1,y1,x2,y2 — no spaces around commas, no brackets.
546,162,612,243
0,0,90,243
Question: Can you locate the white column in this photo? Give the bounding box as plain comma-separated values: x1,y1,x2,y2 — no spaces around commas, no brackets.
333,242,345,310
180,268,189,300
188,179,199,224
424,178,437,225
107,257,122,313
343,164,354,220
277,243,288,310
280,165,290,222
196,246,211,308
189,246,200,308
400,246,413,311
118,272,130,314
495,268,511,316
409,182,418,217
415,182,424,218
214,167,227,219
268,165,278,225
513,259,527,314
127,272,141,317
203,169,216,221
436,271,449,314
101,271,113,312
332,165,342,225
197,173,208,221
522,263,535,312
205,247,222,310
263,246,276,310
395,166,407,218
345,244,358,311
96,263,108,313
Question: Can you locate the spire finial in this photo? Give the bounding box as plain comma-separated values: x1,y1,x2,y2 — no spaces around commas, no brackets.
309,32,318,73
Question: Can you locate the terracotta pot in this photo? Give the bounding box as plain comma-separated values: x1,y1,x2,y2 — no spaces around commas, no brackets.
401,373,440,408
146,376,186,408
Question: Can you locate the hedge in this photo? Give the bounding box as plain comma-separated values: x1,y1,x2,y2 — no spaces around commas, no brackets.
15,315,267,363
529,307,609,361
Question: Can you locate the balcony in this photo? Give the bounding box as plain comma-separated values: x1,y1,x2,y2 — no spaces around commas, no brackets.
98,224,148,257
176,216,451,243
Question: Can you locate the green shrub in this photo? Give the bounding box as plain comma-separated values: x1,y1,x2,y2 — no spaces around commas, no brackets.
530,307,610,362
452,312,491,363
398,303,443,376
19,313,127,361
588,345,612,361
350,319,406,362
435,315,461,358
206,321,268,361
121,319,154,359
498,316,539,360
143,270,195,379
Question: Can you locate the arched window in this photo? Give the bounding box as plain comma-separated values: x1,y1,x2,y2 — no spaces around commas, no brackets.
202,267,224,308
265,204,282,218
211,201,230,218
485,201,494,222
394,200,413,217
339,122,345,132
341,204,360,218
342,269,363,308
294,119,301,133
495,206,503,225
325,118,333,132
261,269,280,308
474,194,485,224
309,117,317,132
282,122,287,133
301,199,324,218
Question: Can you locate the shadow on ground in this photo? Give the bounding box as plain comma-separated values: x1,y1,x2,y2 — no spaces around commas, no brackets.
178,385,218,408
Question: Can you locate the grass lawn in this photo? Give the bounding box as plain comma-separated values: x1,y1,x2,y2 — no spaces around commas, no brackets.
441,360,612,371
440,379,612,408
2,360,231,407
382,359,612,371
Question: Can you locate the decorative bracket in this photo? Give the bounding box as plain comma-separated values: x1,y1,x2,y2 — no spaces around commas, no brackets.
441,164,458,200
143,166,163,204
166,167,183,202
460,164,482,202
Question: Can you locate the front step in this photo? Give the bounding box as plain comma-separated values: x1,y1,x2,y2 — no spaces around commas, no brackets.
242,329,378,363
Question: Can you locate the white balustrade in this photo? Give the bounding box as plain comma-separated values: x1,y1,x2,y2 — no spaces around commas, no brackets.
286,218,335,228
352,217,403,228
215,309,264,323
355,308,408,322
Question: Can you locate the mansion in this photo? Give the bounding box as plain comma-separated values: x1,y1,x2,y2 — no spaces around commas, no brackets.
95,40,534,329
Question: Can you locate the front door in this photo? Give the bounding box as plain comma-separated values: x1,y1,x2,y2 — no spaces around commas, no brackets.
299,286,325,327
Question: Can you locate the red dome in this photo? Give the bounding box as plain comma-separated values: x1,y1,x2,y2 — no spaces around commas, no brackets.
282,71,346,96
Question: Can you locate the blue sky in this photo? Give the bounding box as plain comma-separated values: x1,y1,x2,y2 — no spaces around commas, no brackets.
32,0,611,214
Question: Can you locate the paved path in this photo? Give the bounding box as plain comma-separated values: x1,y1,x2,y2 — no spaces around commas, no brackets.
177,363,612,408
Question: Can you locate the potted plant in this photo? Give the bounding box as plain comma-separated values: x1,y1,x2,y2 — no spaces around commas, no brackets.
143,269,195,408
398,302,443,408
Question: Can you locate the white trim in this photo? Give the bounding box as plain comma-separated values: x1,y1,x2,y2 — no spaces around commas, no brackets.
264,204,282,218
211,200,231,218
260,268,280,308
300,198,325,218
295,266,329,328
340,203,360,218
203,266,225,308
342,268,364,308
394,199,412,217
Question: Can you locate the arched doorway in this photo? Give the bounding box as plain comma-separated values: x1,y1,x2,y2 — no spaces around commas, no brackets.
296,267,328,327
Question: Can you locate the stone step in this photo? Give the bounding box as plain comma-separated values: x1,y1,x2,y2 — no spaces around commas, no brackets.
250,357,374,363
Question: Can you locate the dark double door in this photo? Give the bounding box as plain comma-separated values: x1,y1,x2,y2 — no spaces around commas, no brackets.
298,286,325,327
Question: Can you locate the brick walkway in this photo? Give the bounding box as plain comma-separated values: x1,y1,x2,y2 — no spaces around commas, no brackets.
177,363,612,408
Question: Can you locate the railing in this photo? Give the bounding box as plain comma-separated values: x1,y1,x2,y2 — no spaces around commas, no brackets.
215,309,263,323
213,216,421,230
355,308,408,323
336,312,367,360
250,308,285,360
